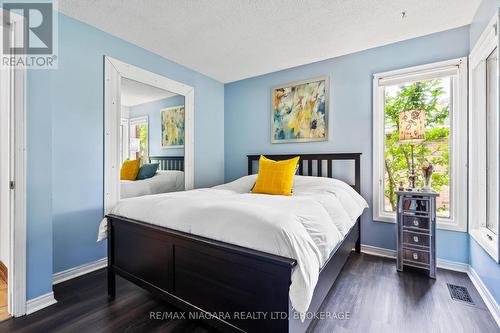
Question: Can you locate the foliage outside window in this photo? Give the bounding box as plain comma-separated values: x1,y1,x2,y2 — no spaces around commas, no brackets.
129,117,149,165
383,78,451,218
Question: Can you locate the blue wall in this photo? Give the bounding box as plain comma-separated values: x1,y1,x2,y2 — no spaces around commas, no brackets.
27,13,224,300
129,95,185,157
224,26,470,264
470,0,499,45
468,0,500,308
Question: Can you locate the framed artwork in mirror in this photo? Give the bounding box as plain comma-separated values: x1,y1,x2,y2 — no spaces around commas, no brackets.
161,105,185,148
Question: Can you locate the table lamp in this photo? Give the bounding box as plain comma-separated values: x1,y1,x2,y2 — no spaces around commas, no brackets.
398,109,425,189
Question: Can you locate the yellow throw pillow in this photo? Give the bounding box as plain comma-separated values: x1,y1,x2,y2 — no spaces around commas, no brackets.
251,155,299,196
120,159,140,181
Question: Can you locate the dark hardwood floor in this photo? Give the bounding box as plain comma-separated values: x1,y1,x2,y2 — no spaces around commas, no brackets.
0,253,498,333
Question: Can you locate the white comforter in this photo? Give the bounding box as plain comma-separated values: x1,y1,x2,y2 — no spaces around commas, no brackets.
120,170,184,199
98,175,368,315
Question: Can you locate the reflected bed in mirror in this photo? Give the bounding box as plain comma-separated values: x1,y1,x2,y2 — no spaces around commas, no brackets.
118,76,186,199
120,156,185,199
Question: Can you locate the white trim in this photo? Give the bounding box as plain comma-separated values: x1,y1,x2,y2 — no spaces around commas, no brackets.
468,265,500,328
361,244,500,328
0,12,27,317
470,229,499,263
53,257,107,285
360,244,469,272
104,56,194,215
26,292,57,315
372,57,468,232
361,244,397,259
468,11,500,262
436,257,470,273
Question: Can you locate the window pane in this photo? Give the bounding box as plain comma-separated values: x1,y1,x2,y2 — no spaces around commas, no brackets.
383,78,451,218
129,119,149,165
486,48,498,235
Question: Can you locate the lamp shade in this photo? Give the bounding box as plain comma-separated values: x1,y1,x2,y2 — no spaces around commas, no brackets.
398,109,425,144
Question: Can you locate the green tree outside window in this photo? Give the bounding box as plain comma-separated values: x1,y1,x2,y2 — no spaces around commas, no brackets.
384,78,450,217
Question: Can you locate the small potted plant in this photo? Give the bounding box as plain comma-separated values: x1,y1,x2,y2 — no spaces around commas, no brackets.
421,163,433,191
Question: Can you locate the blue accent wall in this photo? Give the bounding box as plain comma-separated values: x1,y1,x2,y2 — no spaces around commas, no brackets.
224,26,470,264
470,0,499,46
26,71,54,299
27,13,224,300
468,0,500,308
129,95,185,157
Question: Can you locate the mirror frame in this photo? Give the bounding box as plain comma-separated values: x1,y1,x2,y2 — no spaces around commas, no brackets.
104,56,194,214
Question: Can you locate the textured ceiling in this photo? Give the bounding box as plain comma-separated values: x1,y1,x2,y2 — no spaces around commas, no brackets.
121,78,177,107
60,0,480,83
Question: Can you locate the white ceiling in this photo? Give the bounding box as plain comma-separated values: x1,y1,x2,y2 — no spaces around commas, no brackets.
60,0,480,83
121,78,177,107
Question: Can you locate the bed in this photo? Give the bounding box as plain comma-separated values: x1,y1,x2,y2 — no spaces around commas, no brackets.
120,156,185,198
103,153,365,333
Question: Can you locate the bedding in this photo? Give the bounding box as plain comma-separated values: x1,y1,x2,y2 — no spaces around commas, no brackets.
99,174,368,315
120,170,184,198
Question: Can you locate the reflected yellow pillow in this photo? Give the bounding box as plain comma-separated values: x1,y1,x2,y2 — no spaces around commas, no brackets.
251,155,299,196
120,159,140,180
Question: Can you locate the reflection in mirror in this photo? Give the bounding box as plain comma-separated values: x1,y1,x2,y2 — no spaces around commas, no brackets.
119,78,185,199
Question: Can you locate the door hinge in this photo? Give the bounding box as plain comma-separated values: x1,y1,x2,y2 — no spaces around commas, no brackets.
9,181,15,190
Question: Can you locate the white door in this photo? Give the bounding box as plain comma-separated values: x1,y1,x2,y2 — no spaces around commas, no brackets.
0,19,13,314
0,14,27,316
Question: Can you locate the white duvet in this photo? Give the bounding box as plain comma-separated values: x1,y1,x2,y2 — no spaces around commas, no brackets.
120,170,185,199
98,175,368,315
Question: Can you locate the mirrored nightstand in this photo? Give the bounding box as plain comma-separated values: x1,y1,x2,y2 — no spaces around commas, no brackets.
396,190,439,278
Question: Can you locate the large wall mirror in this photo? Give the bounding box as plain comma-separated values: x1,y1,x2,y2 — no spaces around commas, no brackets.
104,57,194,213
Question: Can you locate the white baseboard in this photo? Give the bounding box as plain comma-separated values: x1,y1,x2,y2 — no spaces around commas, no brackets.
26,292,57,315
361,244,469,272
468,266,500,328
361,244,396,259
53,257,107,285
361,244,499,329
437,258,469,273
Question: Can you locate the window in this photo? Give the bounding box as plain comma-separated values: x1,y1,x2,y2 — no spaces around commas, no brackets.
129,116,149,165
486,49,498,236
120,118,129,165
373,58,468,231
469,15,499,262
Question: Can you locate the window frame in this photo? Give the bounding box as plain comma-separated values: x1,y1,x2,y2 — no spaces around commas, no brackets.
129,115,149,163
372,57,468,232
469,13,499,262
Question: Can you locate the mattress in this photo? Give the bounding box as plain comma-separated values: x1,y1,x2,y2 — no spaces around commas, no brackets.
120,170,184,198
99,175,368,315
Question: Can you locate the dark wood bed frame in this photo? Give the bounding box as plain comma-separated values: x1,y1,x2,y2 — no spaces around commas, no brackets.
107,153,362,333
149,155,184,171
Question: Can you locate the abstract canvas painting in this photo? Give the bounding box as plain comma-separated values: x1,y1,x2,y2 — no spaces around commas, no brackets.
161,106,185,148
271,77,329,143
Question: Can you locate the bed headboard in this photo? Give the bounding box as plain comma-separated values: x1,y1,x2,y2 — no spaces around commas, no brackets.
149,156,184,171
247,153,361,193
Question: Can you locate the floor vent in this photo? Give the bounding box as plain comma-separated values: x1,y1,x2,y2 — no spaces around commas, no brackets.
447,283,474,305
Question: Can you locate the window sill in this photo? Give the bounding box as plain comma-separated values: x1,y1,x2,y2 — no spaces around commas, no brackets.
373,212,466,232
470,228,499,263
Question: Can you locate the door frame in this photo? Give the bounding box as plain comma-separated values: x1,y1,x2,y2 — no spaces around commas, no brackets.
0,11,27,317
104,56,195,214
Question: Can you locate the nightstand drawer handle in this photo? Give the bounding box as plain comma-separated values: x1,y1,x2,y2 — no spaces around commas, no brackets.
413,236,419,243
413,219,419,226
413,253,418,260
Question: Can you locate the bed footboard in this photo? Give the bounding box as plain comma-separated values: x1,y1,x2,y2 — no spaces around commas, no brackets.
107,215,296,333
